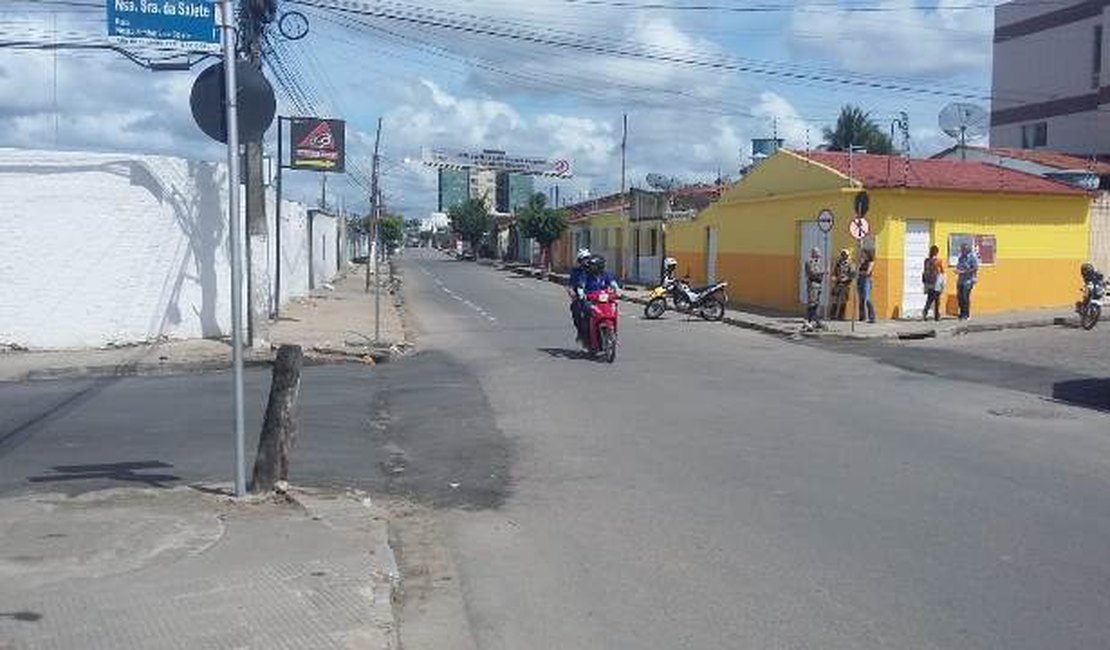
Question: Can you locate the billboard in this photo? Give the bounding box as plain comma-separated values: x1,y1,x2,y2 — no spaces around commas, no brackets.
423,148,572,178
290,118,345,172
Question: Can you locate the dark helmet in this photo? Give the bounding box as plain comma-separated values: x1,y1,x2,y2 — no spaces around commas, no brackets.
1081,262,1095,277
586,254,606,275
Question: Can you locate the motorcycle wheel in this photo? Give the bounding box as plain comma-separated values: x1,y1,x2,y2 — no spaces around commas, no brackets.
1081,303,1101,330
644,297,667,319
700,297,725,321
600,327,617,363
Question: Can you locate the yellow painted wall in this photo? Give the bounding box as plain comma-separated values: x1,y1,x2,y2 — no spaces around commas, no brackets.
666,152,1091,317
667,188,873,313
877,190,1089,317
719,149,851,201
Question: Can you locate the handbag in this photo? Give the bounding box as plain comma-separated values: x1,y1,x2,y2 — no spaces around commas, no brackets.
934,274,947,292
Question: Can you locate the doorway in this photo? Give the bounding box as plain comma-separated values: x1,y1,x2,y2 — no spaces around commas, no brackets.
902,220,931,317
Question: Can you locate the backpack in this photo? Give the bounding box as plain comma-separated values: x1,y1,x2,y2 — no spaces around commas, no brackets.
921,258,938,285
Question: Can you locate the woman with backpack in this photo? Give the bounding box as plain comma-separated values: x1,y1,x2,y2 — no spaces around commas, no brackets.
922,245,945,321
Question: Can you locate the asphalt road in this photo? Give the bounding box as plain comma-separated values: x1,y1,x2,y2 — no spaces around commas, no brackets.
2,248,1109,649
399,250,1110,650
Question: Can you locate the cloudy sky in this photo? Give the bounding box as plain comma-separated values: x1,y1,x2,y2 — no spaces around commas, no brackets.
1,0,996,216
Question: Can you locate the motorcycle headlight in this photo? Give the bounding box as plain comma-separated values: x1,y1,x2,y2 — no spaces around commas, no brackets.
597,293,609,303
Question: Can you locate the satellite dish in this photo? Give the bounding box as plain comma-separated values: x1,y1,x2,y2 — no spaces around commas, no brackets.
938,103,989,152
646,173,678,191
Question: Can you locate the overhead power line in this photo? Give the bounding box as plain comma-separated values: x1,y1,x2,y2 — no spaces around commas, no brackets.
288,0,992,101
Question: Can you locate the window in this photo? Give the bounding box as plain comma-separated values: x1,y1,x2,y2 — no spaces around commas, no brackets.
649,228,658,256
1094,25,1104,89
1021,122,1047,148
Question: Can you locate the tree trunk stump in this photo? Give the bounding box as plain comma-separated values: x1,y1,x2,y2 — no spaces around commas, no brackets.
250,344,303,493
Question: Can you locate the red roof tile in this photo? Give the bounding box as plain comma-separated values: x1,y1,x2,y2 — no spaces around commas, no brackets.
796,151,1086,195
969,147,1110,175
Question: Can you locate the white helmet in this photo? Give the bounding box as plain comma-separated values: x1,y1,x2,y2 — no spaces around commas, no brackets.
663,257,677,270
576,248,592,263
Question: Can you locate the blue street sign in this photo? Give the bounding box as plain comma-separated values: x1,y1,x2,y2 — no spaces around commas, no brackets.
107,0,220,51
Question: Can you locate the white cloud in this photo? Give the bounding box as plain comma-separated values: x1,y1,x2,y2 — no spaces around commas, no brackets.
789,0,993,76
752,92,819,150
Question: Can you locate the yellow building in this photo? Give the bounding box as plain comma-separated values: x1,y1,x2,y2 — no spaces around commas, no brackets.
666,150,1092,319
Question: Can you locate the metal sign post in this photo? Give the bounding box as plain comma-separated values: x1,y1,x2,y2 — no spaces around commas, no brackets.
817,209,834,322
849,214,871,333
218,0,246,498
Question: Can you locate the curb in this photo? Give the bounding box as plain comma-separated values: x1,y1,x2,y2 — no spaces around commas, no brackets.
8,345,409,383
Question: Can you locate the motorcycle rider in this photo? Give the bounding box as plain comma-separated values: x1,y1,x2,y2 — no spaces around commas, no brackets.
567,249,593,343
1081,262,1104,288
571,254,620,345
662,257,678,285
1080,261,1105,302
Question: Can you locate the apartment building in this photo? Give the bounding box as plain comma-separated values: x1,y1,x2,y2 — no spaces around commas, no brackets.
991,0,1108,155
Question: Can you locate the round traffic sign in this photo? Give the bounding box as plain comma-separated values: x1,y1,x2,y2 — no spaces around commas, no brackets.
850,216,871,240
817,208,834,233
854,191,870,217
190,61,276,144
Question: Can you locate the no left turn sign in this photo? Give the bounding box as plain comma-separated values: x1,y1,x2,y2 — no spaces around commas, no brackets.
850,216,871,240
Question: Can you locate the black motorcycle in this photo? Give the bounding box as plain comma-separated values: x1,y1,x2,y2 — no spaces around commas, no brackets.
644,278,728,321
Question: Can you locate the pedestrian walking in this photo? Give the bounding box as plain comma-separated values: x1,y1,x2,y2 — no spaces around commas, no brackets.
922,244,945,321
956,242,979,320
803,247,826,328
857,248,876,323
829,249,854,320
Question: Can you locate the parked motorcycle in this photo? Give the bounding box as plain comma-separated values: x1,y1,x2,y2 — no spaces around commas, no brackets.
1076,279,1105,329
643,278,728,321
584,288,619,363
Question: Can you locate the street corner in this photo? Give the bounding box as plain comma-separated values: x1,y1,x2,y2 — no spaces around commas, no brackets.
0,486,227,590
284,485,399,582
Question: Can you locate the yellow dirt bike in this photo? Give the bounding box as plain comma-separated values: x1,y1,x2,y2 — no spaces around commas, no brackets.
643,277,727,321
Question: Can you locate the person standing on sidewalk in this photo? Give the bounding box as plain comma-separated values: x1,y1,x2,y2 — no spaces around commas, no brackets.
804,247,826,329
922,245,945,321
956,242,979,320
829,249,854,320
856,248,876,323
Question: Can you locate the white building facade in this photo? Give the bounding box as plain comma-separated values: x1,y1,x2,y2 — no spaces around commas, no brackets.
991,0,1109,155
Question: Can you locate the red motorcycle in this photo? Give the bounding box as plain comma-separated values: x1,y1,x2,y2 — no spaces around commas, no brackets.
583,288,619,363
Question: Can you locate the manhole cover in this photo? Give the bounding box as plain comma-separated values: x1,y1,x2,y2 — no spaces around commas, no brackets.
987,407,1076,420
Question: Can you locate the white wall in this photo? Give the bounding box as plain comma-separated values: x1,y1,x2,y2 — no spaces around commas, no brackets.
0,148,337,349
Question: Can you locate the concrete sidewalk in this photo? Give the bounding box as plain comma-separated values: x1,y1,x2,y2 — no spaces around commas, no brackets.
498,263,1075,340
0,263,410,382
0,485,399,650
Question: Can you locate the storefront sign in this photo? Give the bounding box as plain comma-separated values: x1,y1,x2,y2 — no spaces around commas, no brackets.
289,118,345,172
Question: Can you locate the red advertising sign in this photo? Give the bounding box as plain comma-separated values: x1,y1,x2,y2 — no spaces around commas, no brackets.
289,118,345,172
975,234,996,265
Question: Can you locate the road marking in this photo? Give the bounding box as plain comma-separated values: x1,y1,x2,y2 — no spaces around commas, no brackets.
435,282,496,323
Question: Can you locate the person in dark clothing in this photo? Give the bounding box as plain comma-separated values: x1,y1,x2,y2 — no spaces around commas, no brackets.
922,245,945,321
856,248,876,323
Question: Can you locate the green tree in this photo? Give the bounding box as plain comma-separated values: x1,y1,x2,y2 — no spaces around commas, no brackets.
449,197,494,255
822,105,894,154
516,192,568,271
377,213,405,253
